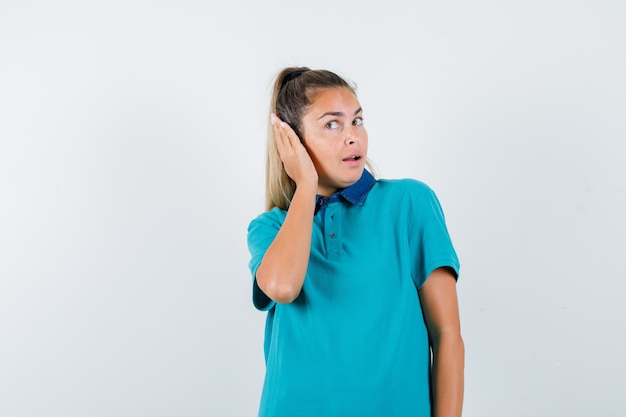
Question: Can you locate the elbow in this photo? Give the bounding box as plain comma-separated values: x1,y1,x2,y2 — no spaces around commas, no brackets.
266,281,302,304
257,274,302,304
273,288,302,304
431,330,465,353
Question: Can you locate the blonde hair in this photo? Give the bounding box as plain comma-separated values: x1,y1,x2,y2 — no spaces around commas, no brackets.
265,67,374,211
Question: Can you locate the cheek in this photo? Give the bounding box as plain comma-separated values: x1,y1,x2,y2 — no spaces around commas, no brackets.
303,143,335,171
302,142,324,164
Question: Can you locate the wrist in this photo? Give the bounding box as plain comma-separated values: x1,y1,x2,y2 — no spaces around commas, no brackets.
295,178,318,195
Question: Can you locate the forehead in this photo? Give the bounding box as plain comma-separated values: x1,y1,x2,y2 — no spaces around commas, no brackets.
307,87,360,113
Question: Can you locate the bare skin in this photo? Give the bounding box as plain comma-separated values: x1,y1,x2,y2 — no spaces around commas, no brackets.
256,87,367,302
254,114,318,303
420,267,465,417
298,88,368,196
256,87,464,416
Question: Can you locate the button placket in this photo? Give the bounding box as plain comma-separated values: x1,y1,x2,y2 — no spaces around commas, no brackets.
325,204,342,258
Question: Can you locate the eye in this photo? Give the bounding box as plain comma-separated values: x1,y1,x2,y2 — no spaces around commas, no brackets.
353,117,363,126
325,120,340,129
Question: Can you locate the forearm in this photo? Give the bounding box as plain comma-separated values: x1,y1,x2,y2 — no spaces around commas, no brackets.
256,183,317,303
431,332,465,417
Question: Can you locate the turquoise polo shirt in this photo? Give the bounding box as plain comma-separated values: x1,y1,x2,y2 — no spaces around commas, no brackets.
247,170,460,417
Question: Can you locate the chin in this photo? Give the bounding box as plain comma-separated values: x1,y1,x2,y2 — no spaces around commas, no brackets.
342,170,364,186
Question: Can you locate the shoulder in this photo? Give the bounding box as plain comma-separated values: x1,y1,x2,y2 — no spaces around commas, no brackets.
372,177,438,200
369,178,446,220
247,207,286,234
247,207,287,253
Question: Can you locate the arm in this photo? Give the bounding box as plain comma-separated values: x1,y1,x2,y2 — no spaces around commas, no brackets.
419,267,465,417
255,115,318,304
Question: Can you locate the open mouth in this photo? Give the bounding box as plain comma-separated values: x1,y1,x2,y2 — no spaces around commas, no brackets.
343,155,362,161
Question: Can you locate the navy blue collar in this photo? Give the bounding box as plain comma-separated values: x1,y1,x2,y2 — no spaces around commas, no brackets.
315,169,376,213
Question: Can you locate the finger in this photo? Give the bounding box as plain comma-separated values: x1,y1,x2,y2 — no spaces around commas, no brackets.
273,121,292,156
271,114,287,146
276,120,303,153
273,130,296,168
282,123,300,148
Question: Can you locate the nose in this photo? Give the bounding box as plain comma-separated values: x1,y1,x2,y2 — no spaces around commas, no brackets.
344,125,359,145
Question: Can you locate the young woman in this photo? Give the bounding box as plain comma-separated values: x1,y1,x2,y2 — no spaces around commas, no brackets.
247,67,464,417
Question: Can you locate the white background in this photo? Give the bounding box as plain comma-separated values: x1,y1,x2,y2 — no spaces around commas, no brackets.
1,1,625,416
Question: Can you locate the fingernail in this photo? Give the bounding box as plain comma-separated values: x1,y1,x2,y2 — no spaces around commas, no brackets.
270,114,276,125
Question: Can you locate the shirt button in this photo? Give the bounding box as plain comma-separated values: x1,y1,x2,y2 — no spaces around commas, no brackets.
329,232,336,239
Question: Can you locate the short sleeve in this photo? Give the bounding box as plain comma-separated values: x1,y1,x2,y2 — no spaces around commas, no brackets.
247,210,285,311
408,183,460,289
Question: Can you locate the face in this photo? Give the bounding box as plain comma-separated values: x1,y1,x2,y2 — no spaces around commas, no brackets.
301,87,368,197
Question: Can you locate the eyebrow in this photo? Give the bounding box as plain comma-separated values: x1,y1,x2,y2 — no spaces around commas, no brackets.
317,107,363,120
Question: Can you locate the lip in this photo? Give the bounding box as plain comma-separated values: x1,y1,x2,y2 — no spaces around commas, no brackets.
342,154,364,166
342,153,363,160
